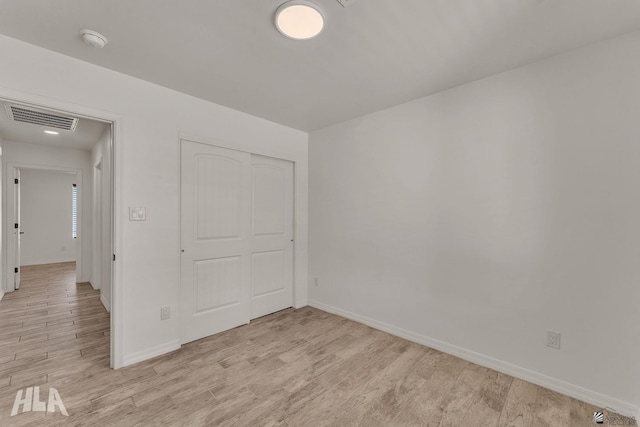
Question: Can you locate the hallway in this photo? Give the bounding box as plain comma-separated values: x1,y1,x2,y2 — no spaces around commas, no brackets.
0,262,109,424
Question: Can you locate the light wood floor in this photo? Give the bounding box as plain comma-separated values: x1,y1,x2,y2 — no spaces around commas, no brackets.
0,263,634,426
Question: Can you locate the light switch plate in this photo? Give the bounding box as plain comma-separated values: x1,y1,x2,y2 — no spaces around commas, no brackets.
129,207,146,221
161,306,170,320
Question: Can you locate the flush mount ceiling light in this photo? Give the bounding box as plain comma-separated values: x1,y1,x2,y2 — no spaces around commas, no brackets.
275,1,325,40
80,29,108,48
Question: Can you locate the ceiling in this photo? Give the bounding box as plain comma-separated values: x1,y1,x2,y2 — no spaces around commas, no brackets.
0,0,639,131
0,101,109,151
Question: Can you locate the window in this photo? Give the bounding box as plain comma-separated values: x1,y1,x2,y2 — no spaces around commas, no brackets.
72,184,78,239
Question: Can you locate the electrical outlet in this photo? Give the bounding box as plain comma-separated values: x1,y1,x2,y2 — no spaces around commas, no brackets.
314,277,319,287
161,306,170,320
547,331,561,349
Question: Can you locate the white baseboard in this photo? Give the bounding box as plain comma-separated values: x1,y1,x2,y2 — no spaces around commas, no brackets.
100,293,111,313
122,339,181,367
308,299,639,419
294,299,308,309
21,258,76,266
0,290,4,301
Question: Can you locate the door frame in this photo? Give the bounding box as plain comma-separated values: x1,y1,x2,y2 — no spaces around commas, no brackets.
93,158,103,293
5,164,83,287
0,89,122,369
178,134,308,342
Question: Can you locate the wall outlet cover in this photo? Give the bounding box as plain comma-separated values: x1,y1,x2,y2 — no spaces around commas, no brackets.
547,330,561,349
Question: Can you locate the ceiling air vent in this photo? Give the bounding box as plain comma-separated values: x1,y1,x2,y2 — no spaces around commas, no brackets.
5,104,79,131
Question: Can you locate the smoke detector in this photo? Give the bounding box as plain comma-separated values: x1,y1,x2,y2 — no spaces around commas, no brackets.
80,29,108,48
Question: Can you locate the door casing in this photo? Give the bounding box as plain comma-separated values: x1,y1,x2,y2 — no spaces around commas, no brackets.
5,165,82,289
0,92,120,368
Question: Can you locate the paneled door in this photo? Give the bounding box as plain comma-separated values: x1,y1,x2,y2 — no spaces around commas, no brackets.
180,142,295,343
250,155,294,319
180,141,252,344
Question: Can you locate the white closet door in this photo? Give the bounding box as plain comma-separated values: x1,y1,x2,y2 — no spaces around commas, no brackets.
180,141,251,344
250,155,294,319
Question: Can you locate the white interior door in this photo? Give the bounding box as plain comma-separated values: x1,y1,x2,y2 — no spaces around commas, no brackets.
250,155,294,319
14,168,21,290
180,141,252,344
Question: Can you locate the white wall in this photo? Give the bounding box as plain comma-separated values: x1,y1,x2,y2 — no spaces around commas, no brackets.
2,141,91,282
0,34,308,368
0,135,3,300
91,126,112,312
309,31,640,416
20,169,77,265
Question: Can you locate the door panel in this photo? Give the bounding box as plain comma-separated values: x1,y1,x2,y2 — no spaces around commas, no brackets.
252,165,286,235
195,155,241,239
194,256,241,312
181,141,251,344
252,250,285,297
250,155,294,319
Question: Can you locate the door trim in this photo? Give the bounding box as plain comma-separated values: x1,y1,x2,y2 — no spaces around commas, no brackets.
0,89,122,369
5,164,83,287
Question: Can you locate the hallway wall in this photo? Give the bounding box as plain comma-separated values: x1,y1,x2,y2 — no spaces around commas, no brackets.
20,169,77,265
2,140,91,282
